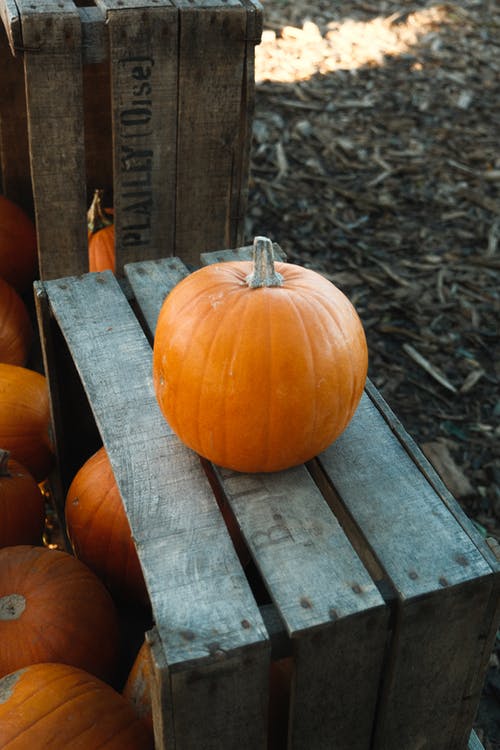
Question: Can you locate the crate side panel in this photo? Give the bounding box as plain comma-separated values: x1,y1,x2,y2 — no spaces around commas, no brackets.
103,2,178,271
0,25,32,212
290,608,389,750
317,393,496,750
174,2,249,266
374,580,493,750
216,466,389,750
19,0,88,279
42,271,270,746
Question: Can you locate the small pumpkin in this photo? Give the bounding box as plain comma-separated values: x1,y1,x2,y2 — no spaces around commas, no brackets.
88,189,115,273
0,276,33,366
153,236,368,473
0,662,154,749
0,545,119,682
65,446,149,607
122,639,154,732
0,363,54,482
0,449,45,548
0,194,38,293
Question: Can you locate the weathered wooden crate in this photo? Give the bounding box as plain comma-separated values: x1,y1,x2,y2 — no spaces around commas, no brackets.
34,246,499,749
0,0,261,278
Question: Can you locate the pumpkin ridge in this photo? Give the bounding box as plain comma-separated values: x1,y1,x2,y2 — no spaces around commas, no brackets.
97,712,143,749
0,666,84,740
298,286,367,424
195,290,251,464
283,290,323,462
3,680,100,746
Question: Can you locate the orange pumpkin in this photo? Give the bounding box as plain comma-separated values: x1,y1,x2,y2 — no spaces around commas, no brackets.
153,236,368,473
88,189,115,273
122,640,154,732
0,276,33,366
0,194,38,293
0,662,154,749
65,447,149,607
0,450,45,548
0,545,119,682
0,363,54,482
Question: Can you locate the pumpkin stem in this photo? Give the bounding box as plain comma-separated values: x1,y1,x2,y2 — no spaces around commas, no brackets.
87,189,113,234
246,236,284,288
0,450,10,477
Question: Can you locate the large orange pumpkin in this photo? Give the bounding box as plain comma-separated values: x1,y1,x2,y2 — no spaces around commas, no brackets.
0,450,45,548
153,236,368,473
0,194,38,293
88,189,115,273
0,662,154,749
0,363,54,482
0,276,33,366
65,447,149,607
0,545,119,682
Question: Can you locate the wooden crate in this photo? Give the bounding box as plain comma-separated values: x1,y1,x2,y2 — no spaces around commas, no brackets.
34,245,499,749
0,0,261,277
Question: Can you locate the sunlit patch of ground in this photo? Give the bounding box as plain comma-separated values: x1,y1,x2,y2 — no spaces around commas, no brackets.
255,5,451,82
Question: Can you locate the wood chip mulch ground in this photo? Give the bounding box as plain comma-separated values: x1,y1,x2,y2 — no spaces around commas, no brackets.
245,0,500,745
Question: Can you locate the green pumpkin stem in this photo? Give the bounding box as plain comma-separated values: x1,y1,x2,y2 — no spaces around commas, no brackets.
246,236,284,288
0,450,11,477
87,189,113,234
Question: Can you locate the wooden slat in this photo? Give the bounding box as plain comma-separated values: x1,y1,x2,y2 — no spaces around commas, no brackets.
229,0,262,244
0,20,32,212
126,251,390,749
365,381,500,750
314,392,498,750
125,257,189,337
173,0,251,266
468,730,485,750
97,0,178,273
17,0,88,279
40,271,270,750
199,241,286,265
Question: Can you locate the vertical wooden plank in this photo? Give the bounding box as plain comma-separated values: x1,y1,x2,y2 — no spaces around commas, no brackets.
97,0,178,273
315,393,499,750
214,465,389,750
17,0,88,279
41,272,270,750
0,18,32,211
230,0,262,245
174,0,249,266
79,6,113,205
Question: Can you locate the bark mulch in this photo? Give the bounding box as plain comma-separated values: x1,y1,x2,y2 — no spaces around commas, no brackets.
246,0,500,745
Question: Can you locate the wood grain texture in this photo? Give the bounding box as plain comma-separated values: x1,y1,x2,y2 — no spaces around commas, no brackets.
468,730,485,750
99,0,178,273
126,250,390,749
0,23,32,212
173,1,250,265
125,256,189,338
41,271,269,749
316,392,498,750
17,0,88,279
